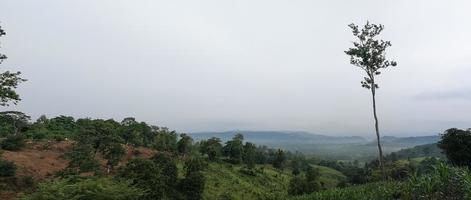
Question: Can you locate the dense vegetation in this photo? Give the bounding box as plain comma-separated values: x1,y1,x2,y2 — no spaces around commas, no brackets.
290,164,471,200
0,113,326,199
0,113,468,199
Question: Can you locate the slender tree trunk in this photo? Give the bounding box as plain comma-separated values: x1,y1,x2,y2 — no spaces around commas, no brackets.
371,83,386,180
13,120,18,135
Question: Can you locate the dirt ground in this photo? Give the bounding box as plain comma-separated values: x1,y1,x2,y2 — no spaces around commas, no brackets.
0,140,155,200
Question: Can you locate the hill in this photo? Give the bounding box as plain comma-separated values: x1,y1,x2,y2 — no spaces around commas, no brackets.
0,140,346,200
190,131,441,161
387,143,444,160
202,162,346,200
378,136,440,147
190,131,367,145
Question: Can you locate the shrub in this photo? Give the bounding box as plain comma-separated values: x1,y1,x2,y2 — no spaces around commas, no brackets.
179,171,205,200
0,159,16,177
403,164,471,200
1,135,26,150
64,143,99,172
117,158,165,200
239,167,257,176
290,164,471,200
438,128,471,167
16,175,35,189
21,178,144,200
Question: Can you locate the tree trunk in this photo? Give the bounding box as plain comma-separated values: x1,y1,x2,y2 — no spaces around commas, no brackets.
371,84,386,180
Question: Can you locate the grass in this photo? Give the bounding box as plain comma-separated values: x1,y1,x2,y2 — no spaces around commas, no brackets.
202,163,291,200
288,164,471,200
201,163,347,200
311,165,347,188
289,182,403,200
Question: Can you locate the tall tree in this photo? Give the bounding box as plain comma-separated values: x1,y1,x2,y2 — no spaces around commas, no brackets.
438,128,471,168
177,134,193,155
273,149,286,169
0,25,26,107
0,111,30,135
345,22,397,179
243,142,257,169
199,137,222,161
223,134,244,164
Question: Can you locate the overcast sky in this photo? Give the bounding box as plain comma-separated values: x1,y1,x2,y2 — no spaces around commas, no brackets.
1,0,470,136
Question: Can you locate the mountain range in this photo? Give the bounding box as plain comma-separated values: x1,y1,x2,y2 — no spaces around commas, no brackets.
189,131,439,146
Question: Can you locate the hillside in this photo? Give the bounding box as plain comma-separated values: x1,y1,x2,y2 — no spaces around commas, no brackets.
0,140,347,200
387,143,444,160
202,162,347,200
377,136,440,147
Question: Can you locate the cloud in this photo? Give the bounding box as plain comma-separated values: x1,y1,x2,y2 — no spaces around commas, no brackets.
415,89,471,101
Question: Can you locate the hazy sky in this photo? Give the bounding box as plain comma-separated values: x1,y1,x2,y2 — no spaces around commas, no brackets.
1,0,470,136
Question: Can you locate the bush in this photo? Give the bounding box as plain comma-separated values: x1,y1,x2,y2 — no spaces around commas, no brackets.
0,159,16,177
21,178,144,200
65,143,99,172
117,158,165,200
290,164,471,200
1,135,26,150
438,128,471,167
179,172,205,200
16,175,35,189
403,164,471,200
239,167,257,176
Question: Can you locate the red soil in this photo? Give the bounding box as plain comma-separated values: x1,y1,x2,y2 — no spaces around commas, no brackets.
0,140,155,200
2,141,71,179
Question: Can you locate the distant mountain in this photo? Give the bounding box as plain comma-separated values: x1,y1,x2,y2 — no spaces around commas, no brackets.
378,135,440,147
189,131,368,145
189,131,443,161
387,143,444,159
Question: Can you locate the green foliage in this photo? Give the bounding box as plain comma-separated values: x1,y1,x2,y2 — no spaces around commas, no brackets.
152,152,179,196
25,115,76,139
184,156,207,176
64,143,99,172
0,158,16,177
368,159,414,182
290,159,303,176
438,128,471,167
243,142,257,169
273,149,286,169
179,171,205,200
21,178,144,200
153,128,178,152
290,164,471,200
1,134,26,150
0,25,26,107
119,117,153,147
199,137,222,161
0,111,30,136
117,158,165,200
385,143,443,161
403,164,471,200
416,157,443,175
345,21,397,180
344,21,397,90
67,119,125,173
103,143,125,171
288,175,308,195
288,167,321,196
202,162,292,200
177,133,193,155
223,134,244,164
289,181,402,200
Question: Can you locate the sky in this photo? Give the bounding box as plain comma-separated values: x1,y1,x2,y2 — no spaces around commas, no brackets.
0,0,470,137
